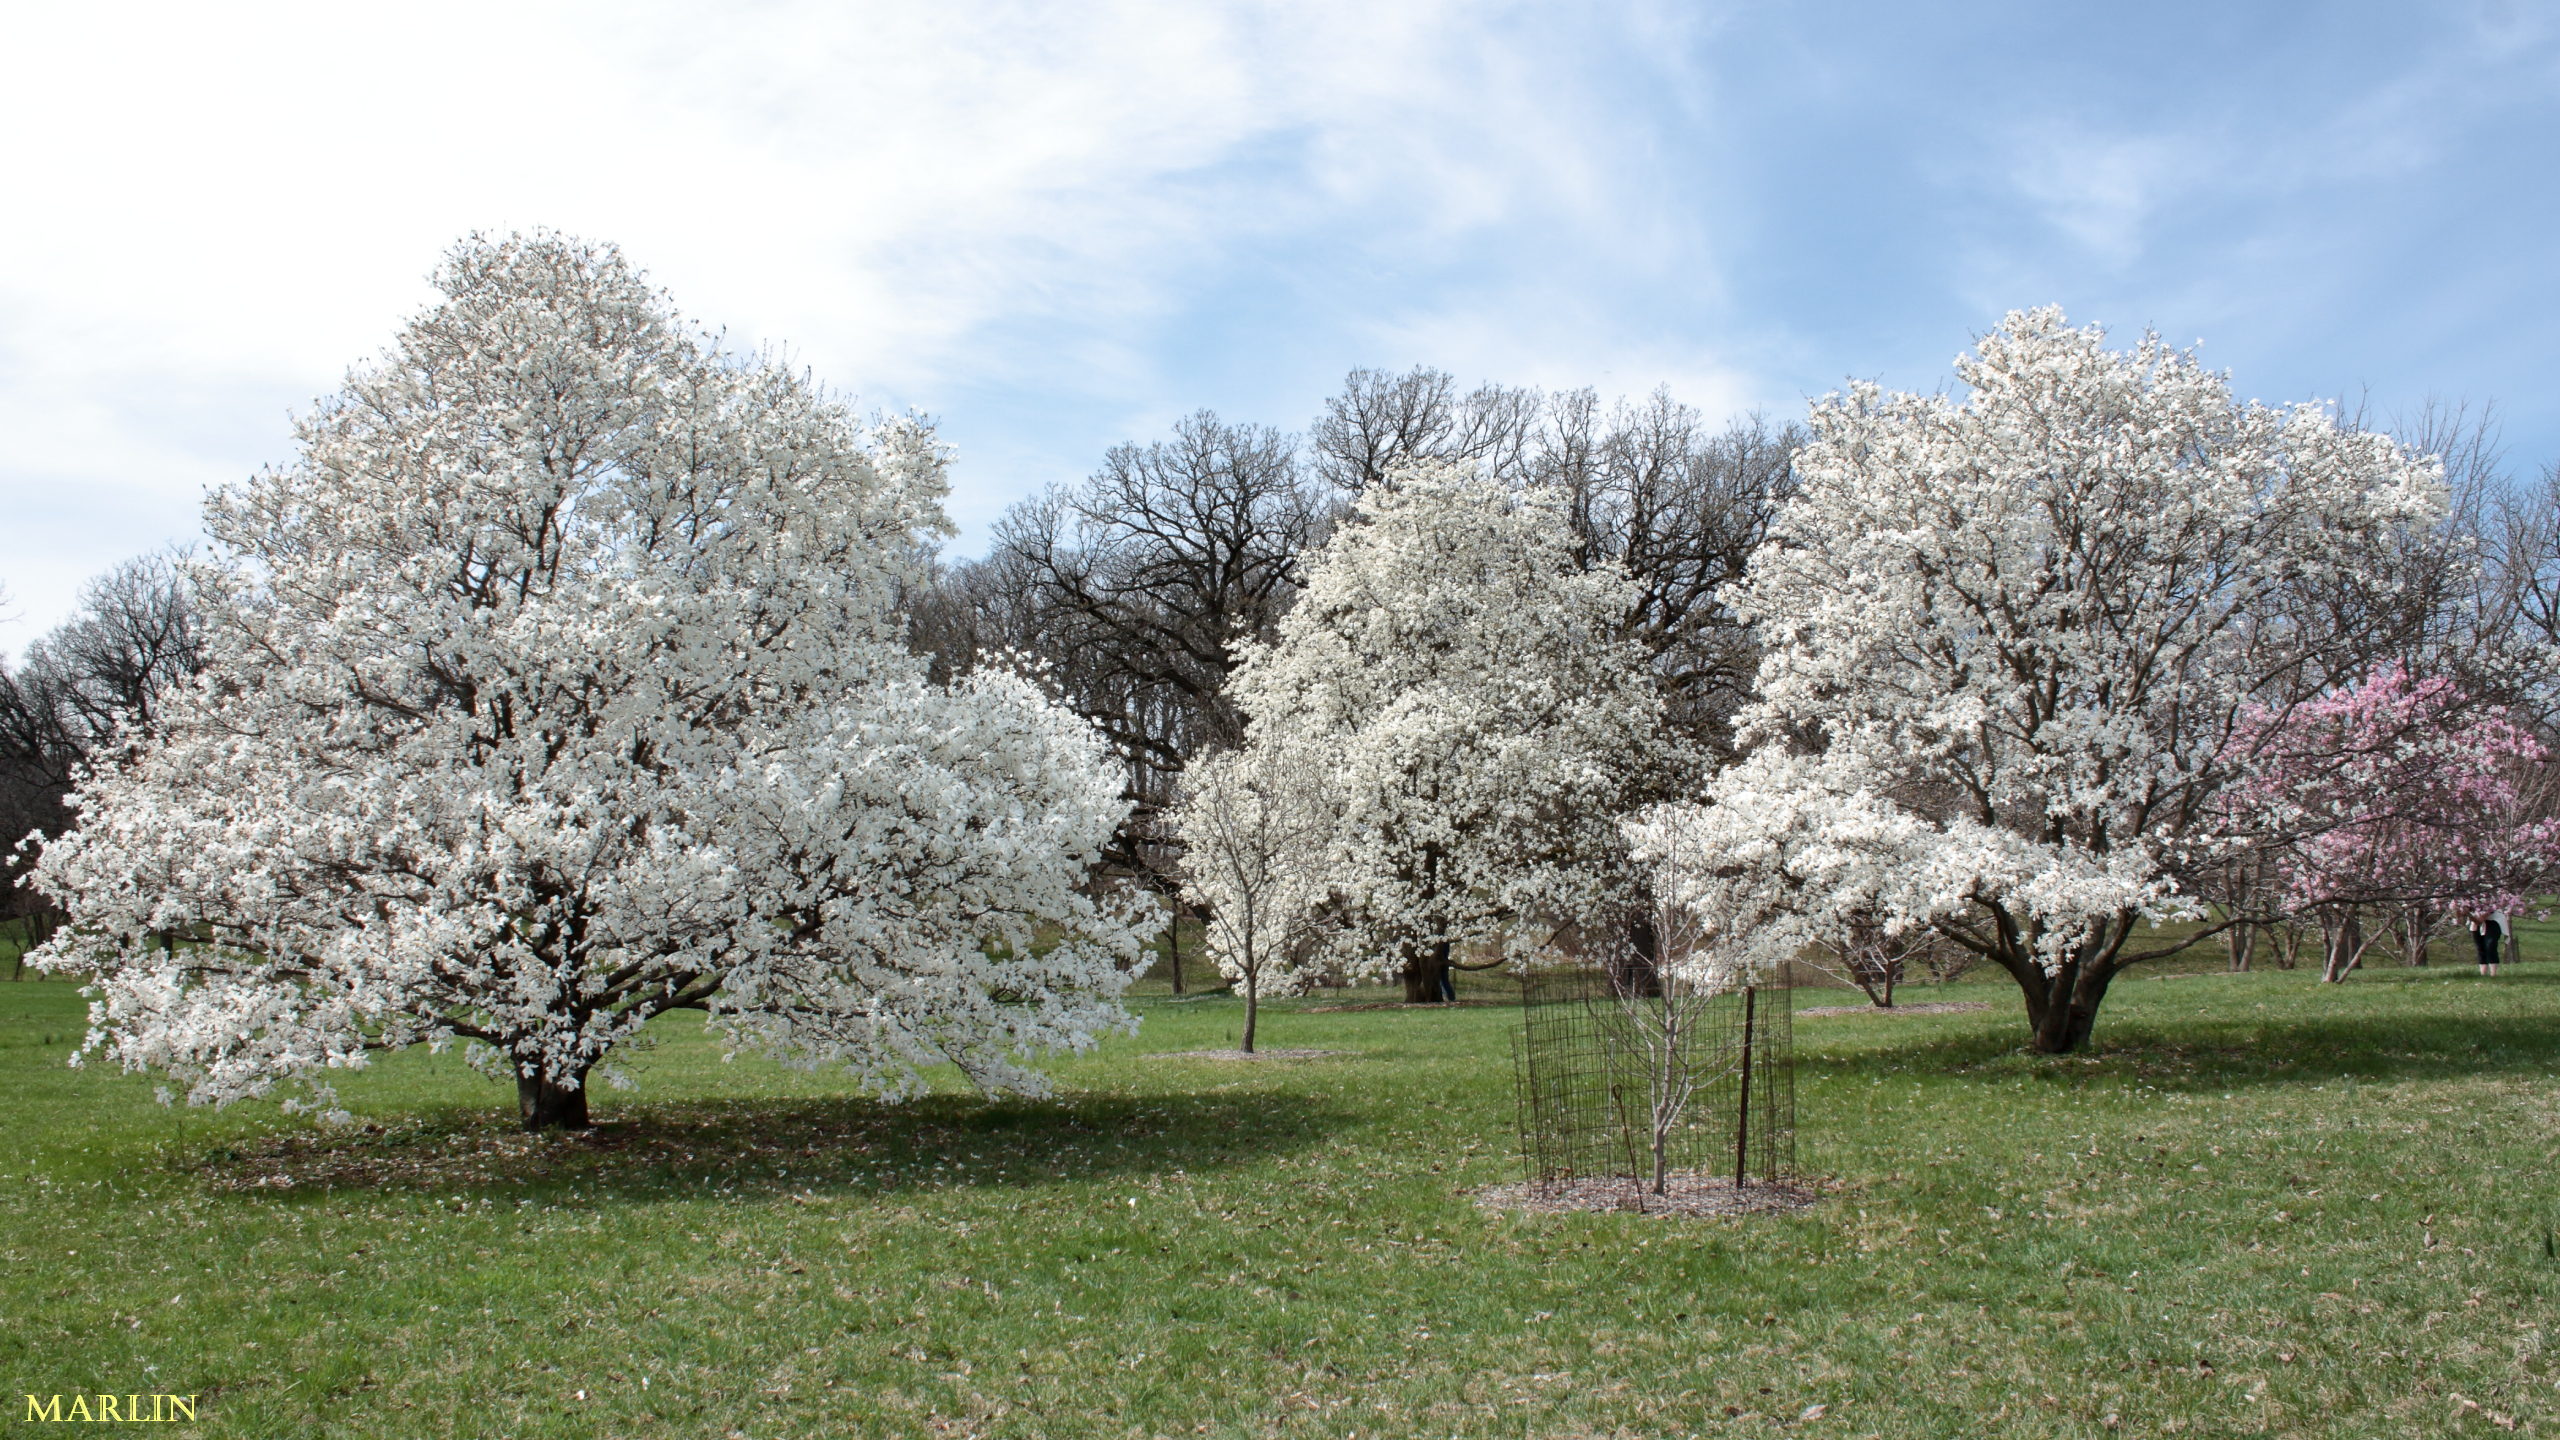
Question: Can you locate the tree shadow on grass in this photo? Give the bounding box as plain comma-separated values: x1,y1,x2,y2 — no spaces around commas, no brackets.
195,1090,1348,1204
1812,980,2560,1094
2080,1015,2560,1092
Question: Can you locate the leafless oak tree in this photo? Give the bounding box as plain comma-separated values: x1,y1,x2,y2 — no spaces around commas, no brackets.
0,552,202,956
915,414,1331,987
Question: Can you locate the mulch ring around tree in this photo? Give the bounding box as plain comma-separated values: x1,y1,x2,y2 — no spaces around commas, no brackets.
1475,1173,1823,1218
1795,1000,1993,1018
1140,1048,1347,1062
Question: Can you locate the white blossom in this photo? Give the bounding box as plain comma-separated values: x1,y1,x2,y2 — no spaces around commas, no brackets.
1166,747,1334,1050
1633,308,2447,1051
27,233,1151,1125
1207,465,1673,995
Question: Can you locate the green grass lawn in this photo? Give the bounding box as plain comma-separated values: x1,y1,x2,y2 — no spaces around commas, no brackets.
2,948,2557,1438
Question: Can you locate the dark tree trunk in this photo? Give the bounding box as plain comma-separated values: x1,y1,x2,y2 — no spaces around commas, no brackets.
2273,922,2303,971
1606,912,1664,998
518,1071,593,1131
2003,946,2121,1055
1166,916,1185,995
2320,911,2364,984
1240,979,1258,1054
1732,985,1757,1186
2226,921,2254,973
1401,940,1454,1003
10,910,48,978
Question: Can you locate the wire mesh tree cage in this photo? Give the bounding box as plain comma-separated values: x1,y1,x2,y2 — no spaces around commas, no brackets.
1511,961,1794,1208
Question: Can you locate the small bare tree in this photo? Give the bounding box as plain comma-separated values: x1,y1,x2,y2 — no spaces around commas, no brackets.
1600,896,1742,1197
1795,907,1937,1007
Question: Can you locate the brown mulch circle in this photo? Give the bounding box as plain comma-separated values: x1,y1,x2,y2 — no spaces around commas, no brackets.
1475,1173,1821,1218
1796,1000,1993,1018
1140,1048,1346,1061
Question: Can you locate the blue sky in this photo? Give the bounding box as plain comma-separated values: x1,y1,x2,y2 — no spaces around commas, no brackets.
3,0,2554,654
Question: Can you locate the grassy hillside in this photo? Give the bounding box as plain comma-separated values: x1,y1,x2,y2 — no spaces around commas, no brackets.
1,952,2555,1437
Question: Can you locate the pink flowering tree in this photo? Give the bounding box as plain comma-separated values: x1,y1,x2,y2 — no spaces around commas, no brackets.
2226,664,2560,982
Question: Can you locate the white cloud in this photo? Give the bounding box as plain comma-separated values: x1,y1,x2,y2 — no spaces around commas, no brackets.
1970,12,2560,326
1365,299,1767,422
2003,130,2183,273
0,0,1721,654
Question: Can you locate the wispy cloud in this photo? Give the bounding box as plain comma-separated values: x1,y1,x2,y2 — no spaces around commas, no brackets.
6,1,2559,659
2003,131,2185,273
0,0,1719,652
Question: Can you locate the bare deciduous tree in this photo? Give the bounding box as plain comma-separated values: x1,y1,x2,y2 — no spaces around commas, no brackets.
1307,366,1542,492
1,552,202,958
921,413,1331,987
1530,390,1801,763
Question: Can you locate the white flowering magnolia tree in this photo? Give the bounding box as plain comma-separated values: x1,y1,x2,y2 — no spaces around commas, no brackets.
1198,466,1671,1002
1165,747,1334,1050
1631,308,2448,1052
28,233,1151,1128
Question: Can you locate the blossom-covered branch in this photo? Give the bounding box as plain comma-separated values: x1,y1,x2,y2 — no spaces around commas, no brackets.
1634,308,2452,1052
28,233,1152,1128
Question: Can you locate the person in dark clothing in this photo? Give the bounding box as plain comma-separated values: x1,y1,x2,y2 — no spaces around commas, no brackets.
2469,911,2503,976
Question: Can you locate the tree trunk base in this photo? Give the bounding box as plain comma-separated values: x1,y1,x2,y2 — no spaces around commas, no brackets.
1401,941,1455,1003
2016,957,2118,1054
518,1074,592,1131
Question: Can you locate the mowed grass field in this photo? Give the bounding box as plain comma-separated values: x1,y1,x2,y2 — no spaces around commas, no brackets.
2,927,2558,1438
